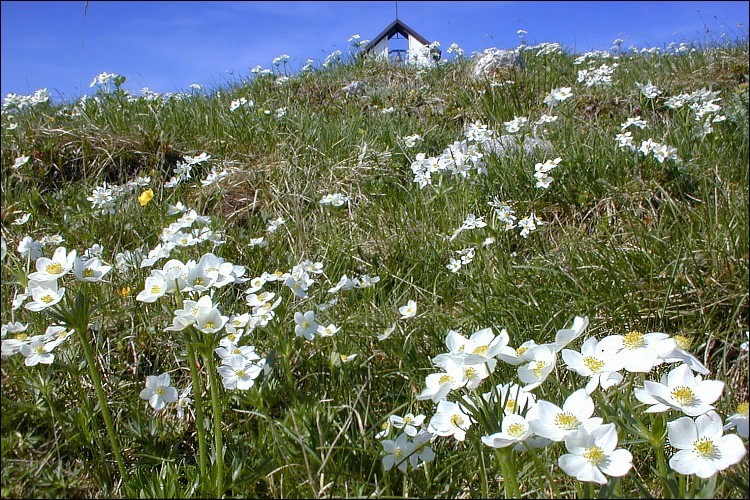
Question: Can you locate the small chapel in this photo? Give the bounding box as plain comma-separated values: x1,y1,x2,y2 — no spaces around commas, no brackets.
361,18,441,66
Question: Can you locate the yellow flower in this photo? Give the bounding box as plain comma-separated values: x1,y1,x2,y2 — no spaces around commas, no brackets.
138,188,154,206
119,286,132,298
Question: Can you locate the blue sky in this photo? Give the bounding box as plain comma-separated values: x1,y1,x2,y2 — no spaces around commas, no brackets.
2,1,748,102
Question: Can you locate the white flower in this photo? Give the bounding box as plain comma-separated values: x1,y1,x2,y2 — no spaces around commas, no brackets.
73,257,112,282
11,213,31,225
558,423,633,484
316,323,340,337
543,87,573,107
641,363,724,416
635,80,661,98
723,402,749,439
25,286,65,312
600,330,676,373
381,431,414,473
561,336,624,394
139,373,179,411
17,236,43,260
398,300,417,319
377,322,398,341
517,344,556,390
19,336,63,366
416,358,465,403
428,399,474,441
328,274,356,293
528,389,603,442
294,310,318,340
390,413,426,437
667,411,746,478
217,355,262,390
12,155,30,169
27,246,77,282
481,413,534,449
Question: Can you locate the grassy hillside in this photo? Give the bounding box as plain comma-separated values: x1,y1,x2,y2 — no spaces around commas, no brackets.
1,37,748,498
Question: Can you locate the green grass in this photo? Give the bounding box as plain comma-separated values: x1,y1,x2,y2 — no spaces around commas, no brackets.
1,37,748,498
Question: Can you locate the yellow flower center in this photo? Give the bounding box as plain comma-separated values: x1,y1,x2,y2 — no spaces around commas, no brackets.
194,277,205,285
394,448,404,459
516,346,529,356
156,387,165,396
623,331,645,349
204,322,215,329
83,268,95,278
450,414,464,427
737,402,749,416
41,294,55,303
505,398,517,413
302,321,310,328
404,416,413,425
671,386,696,406
532,361,548,377
439,374,453,385
232,347,241,355
584,356,605,373
227,334,236,341
457,345,465,353
35,345,45,354
119,287,131,297
15,333,28,341
46,262,63,275
693,437,719,459
507,423,526,438
465,367,477,379
381,421,390,430
555,412,579,430
583,446,605,465
473,345,490,356
236,369,245,377
674,335,691,350
150,285,162,294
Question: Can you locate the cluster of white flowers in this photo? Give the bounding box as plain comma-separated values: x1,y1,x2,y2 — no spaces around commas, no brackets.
347,34,369,48
487,197,546,238
319,193,349,207
446,247,475,273
89,71,121,88
229,97,254,112
1,323,73,366
504,115,528,134
665,88,726,138
272,54,290,66
410,121,491,188
635,80,661,99
165,152,212,188
378,412,435,473
322,50,343,69
524,42,563,56
577,63,618,87
401,134,423,148
534,157,562,189
250,65,272,76
446,42,464,58
2,88,50,111
615,116,679,163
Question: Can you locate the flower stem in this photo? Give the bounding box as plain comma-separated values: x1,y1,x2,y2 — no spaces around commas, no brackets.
497,448,520,498
75,324,128,487
186,340,208,493
205,351,224,497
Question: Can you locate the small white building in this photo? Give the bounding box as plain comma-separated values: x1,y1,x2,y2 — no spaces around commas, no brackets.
362,19,440,66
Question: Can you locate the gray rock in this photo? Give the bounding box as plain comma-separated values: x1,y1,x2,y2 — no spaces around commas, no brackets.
471,48,522,79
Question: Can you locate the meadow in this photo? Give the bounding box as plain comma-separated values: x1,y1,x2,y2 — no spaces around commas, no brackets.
1,33,748,498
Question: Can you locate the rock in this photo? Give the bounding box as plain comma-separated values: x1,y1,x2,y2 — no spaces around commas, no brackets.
471,48,522,80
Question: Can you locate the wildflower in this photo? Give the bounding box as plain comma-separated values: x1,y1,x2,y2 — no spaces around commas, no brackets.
635,80,661,98
640,363,724,416
139,373,179,411
175,385,193,420
294,310,318,340
428,399,474,441
402,134,423,148
217,355,262,390
25,285,65,312
135,274,169,303
27,247,77,282
416,358,466,403
381,431,415,473
317,323,340,337
398,299,417,319
504,116,528,133
390,413,426,437
17,236,43,261
320,193,349,207
615,131,636,151
73,257,112,282
667,411,746,478
660,335,709,375
517,212,545,238
558,423,633,484
377,322,397,341
137,189,154,206
543,87,573,107
561,336,624,393
11,213,31,225
356,274,380,288
723,402,749,439
482,413,534,449
410,429,436,467
621,116,648,130
529,389,603,442
20,336,64,366
12,155,30,169
266,216,285,233
600,330,676,373
517,344,556,390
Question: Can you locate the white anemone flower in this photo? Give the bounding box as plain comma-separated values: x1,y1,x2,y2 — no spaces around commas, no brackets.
381,431,414,473
398,299,417,319
529,389,603,442
294,310,318,340
428,399,474,441
667,411,746,478
561,336,624,394
599,330,676,373
139,373,179,411
481,413,534,449
641,363,724,417
517,344,556,390
723,402,749,439
28,246,77,282
416,358,466,403
73,256,112,282
217,355,262,390
25,286,65,312
558,423,633,484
